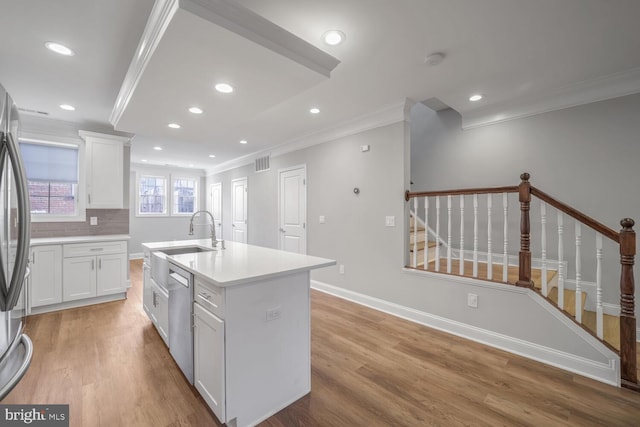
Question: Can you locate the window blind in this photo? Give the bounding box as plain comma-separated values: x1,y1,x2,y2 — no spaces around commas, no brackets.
20,142,79,183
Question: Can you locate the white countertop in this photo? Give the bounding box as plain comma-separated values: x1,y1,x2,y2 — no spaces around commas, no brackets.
31,234,130,246
144,239,335,287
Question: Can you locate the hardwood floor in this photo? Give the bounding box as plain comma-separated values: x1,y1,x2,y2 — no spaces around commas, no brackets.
4,260,640,426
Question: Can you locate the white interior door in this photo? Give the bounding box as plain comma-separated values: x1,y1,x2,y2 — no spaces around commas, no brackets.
278,166,307,254
231,178,247,243
210,182,222,239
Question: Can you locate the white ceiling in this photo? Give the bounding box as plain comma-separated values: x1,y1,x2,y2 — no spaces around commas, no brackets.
2,0,640,173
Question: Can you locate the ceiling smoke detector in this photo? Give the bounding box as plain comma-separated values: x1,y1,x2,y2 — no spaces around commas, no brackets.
424,52,445,66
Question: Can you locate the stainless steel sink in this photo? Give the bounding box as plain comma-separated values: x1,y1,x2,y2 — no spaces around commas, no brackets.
161,246,215,256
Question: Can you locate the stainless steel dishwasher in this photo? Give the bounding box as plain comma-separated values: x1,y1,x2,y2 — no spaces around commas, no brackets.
167,260,194,384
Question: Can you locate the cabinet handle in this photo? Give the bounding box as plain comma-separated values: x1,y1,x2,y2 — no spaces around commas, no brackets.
31,252,35,264
198,292,212,300
90,248,104,251
88,194,91,204
91,259,95,270
98,258,102,269
152,291,156,307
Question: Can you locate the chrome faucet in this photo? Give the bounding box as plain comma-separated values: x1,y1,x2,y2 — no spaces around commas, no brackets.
189,210,219,248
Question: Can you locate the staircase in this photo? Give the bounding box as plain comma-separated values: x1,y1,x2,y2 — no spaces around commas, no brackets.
406,173,638,390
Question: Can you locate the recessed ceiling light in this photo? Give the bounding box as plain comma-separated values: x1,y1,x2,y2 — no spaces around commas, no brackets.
322,30,345,46
141,159,148,162
209,154,216,158
189,164,194,167
59,104,75,111
239,140,248,144
188,107,203,114
309,107,320,114
154,146,163,151
469,94,483,102
45,42,75,56
168,123,181,129
214,83,234,93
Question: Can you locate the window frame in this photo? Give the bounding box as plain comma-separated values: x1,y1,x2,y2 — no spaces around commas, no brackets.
20,136,86,223
171,175,199,216
136,173,169,217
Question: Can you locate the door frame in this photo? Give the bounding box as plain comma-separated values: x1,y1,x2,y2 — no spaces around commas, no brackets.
277,164,307,254
209,182,223,239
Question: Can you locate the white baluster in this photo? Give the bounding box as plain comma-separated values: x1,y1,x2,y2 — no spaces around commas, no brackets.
540,202,548,296
487,194,493,280
413,198,420,267
459,195,465,275
435,196,441,272
473,194,478,277
502,193,508,282
557,212,565,310
575,222,582,323
423,197,429,269
447,195,452,273
596,233,604,339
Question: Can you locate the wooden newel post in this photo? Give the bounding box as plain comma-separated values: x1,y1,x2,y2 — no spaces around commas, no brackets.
516,173,533,288
619,218,637,385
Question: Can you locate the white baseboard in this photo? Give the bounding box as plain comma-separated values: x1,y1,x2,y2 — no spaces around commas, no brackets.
129,252,144,260
311,280,620,387
29,292,127,315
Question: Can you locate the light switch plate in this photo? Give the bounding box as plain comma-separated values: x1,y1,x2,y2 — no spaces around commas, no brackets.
90,216,98,226
385,216,395,227
468,293,478,308
319,215,326,224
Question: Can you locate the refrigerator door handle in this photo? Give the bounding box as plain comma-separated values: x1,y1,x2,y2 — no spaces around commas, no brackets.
3,131,31,310
0,334,33,400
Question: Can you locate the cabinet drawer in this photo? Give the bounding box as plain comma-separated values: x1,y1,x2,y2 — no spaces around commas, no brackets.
194,278,225,319
64,241,127,258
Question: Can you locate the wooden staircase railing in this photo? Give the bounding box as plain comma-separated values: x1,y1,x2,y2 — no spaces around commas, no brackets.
405,172,637,390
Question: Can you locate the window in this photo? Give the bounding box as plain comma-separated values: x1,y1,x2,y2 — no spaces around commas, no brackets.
173,177,198,215
138,175,167,215
20,141,84,221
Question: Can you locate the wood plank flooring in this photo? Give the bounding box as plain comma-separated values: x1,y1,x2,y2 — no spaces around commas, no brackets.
4,260,640,426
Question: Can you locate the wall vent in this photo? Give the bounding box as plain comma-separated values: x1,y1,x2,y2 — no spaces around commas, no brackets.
255,154,270,173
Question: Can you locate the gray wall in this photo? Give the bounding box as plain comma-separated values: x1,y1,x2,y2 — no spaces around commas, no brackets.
411,94,640,311
129,164,207,255
205,93,639,359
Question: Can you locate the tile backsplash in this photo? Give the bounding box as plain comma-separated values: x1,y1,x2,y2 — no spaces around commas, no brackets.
31,209,129,238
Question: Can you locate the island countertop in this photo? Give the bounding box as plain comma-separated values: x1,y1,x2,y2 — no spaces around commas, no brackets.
143,239,335,287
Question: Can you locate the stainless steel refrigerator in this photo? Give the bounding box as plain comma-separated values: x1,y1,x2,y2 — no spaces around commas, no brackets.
0,82,33,400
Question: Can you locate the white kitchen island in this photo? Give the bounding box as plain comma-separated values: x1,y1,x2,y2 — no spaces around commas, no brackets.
141,239,334,427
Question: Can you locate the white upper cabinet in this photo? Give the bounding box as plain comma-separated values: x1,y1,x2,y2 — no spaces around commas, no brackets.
79,131,129,209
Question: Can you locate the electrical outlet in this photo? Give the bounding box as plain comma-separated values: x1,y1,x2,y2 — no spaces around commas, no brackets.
90,216,98,226
467,293,478,308
319,215,326,224
339,265,345,274
266,307,281,321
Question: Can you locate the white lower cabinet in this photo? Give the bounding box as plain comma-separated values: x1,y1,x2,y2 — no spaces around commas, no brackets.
30,239,128,311
194,301,225,423
63,256,98,301
143,257,169,345
30,245,63,307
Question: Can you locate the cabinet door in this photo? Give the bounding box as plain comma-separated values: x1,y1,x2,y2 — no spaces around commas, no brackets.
143,264,153,317
155,285,169,345
194,303,226,422
86,137,123,208
96,253,127,296
30,245,63,307
63,256,97,301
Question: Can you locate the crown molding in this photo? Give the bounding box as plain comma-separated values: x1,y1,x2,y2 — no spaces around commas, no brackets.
109,0,179,128
206,99,414,176
462,66,640,129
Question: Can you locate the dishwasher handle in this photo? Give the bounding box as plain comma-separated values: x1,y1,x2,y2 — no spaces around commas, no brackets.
168,271,189,288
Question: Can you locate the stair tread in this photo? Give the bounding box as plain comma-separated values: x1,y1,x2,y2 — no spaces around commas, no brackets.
547,287,587,317
582,310,620,351
422,258,556,286
409,241,438,252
